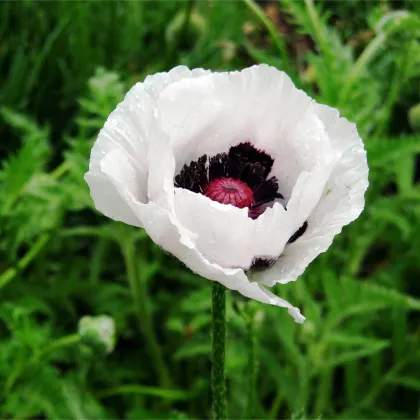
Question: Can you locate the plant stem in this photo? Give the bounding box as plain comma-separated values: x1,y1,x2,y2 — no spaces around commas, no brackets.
211,281,227,420
165,0,194,68
338,32,386,107
243,0,296,80
121,238,171,388
33,334,81,362
0,234,49,291
245,317,257,419
5,333,80,393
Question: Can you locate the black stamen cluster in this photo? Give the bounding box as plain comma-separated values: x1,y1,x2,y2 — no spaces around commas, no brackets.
175,142,283,210
174,142,308,270
175,155,208,193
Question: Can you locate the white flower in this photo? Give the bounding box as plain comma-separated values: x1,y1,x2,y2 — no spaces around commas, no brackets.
85,65,368,323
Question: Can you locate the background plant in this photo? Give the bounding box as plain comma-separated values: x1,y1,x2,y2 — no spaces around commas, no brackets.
1,1,420,418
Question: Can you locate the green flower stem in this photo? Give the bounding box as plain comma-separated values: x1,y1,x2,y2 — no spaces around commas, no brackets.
165,0,194,68
33,334,81,362
211,281,227,420
121,238,171,388
245,317,257,419
0,234,49,292
243,0,296,80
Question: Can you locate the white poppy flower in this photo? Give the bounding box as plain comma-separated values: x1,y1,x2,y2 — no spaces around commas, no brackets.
85,65,369,323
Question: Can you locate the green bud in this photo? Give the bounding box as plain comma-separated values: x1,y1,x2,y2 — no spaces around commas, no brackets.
408,102,420,133
78,315,116,354
165,8,206,51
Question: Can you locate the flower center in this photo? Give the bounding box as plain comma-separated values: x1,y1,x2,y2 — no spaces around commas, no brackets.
204,177,253,208
174,142,310,270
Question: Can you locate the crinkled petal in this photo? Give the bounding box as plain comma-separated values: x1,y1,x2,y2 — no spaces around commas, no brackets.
84,171,142,227
86,66,211,226
157,64,330,190
256,105,368,286
173,155,336,269
100,148,304,323
238,281,305,323
151,69,339,268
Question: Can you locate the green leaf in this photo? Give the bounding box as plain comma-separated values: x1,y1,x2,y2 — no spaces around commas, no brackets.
98,381,206,401
323,333,390,349
366,135,420,166
312,342,390,374
386,375,420,392
173,340,211,360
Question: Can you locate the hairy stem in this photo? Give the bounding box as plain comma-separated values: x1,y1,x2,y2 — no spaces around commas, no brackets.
211,281,227,419
0,234,49,291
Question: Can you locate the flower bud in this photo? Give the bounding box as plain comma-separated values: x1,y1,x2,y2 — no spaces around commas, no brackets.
78,315,116,354
165,9,206,51
409,102,420,132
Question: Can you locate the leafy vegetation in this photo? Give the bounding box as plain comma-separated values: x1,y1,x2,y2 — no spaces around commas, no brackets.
1,0,420,418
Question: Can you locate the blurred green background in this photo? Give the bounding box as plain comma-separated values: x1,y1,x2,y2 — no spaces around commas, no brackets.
1,0,420,418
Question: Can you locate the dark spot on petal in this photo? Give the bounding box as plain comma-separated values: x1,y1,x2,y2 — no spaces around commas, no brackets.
287,221,308,244
249,256,277,270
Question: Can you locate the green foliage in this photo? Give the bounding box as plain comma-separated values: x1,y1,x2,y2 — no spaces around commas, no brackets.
1,1,420,419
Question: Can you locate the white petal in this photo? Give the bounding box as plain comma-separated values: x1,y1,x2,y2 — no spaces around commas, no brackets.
172,152,336,270
174,188,258,268
99,148,304,323
86,66,211,225
256,105,368,286
84,171,142,227
238,281,305,323
255,234,336,286
269,111,335,200
142,204,305,323
147,130,176,209
147,203,306,324
157,64,327,188
310,103,369,227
